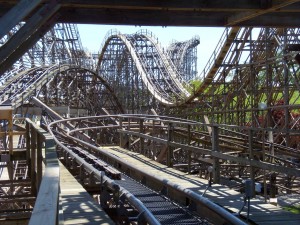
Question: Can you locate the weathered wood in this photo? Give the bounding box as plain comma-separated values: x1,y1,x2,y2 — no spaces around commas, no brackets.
27,119,60,225
59,162,114,225
30,127,37,196
119,129,300,177
28,166,59,225
36,133,43,191
103,146,300,225
0,218,29,225
0,0,43,39
212,126,220,184
248,129,255,196
0,3,60,75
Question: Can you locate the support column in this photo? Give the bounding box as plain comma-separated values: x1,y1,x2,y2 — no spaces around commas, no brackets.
167,123,173,167
248,129,255,196
30,127,37,196
139,119,144,154
36,132,43,191
212,126,220,184
119,117,123,147
187,124,192,174
283,28,290,147
0,0,44,39
0,1,60,75
26,120,31,176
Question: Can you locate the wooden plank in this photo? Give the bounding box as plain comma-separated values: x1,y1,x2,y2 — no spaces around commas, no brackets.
59,162,114,225
105,146,300,225
0,0,43,38
29,166,59,225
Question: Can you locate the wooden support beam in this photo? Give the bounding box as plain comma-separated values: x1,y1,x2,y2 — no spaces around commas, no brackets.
0,0,43,39
227,0,300,26
187,124,192,174
120,128,300,177
28,166,59,225
212,126,220,184
156,145,167,163
26,119,60,225
26,122,31,177
36,133,43,192
248,129,255,197
0,1,60,75
0,179,30,187
166,123,173,167
0,1,60,64
139,119,144,154
30,127,37,196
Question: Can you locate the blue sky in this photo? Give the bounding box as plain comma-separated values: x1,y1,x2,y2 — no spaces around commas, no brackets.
77,24,224,72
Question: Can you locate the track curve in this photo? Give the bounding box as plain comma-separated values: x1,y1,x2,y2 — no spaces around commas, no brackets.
97,30,192,106
0,64,124,114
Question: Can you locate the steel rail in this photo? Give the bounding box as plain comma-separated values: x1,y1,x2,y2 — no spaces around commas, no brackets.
46,114,300,176
47,115,249,225
64,129,246,225
48,122,161,225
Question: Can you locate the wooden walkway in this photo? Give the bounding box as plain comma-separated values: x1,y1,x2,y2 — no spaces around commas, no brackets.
103,146,300,225
59,162,114,225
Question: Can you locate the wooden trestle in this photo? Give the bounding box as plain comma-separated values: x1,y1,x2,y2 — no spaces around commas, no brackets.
59,161,114,225
101,146,300,225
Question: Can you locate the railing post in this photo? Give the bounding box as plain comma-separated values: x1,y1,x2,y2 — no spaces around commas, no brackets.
45,138,57,164
151,119,155,159
119,117,123,147
268,129,274,163
30,125,37,196
167,122,173,167
248,128,255,197
270,173,276,198
212,125,220,184
187,124,191,174
139,118,144,155
36,132,43,191
128,118,131,149
26,121,31,177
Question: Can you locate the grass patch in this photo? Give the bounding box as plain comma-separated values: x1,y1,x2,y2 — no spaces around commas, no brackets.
283,205,300,214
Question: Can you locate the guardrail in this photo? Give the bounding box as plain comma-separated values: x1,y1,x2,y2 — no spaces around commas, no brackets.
52,115,245,225
26,119,60,225
45,114,300,224
48,123,161,225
